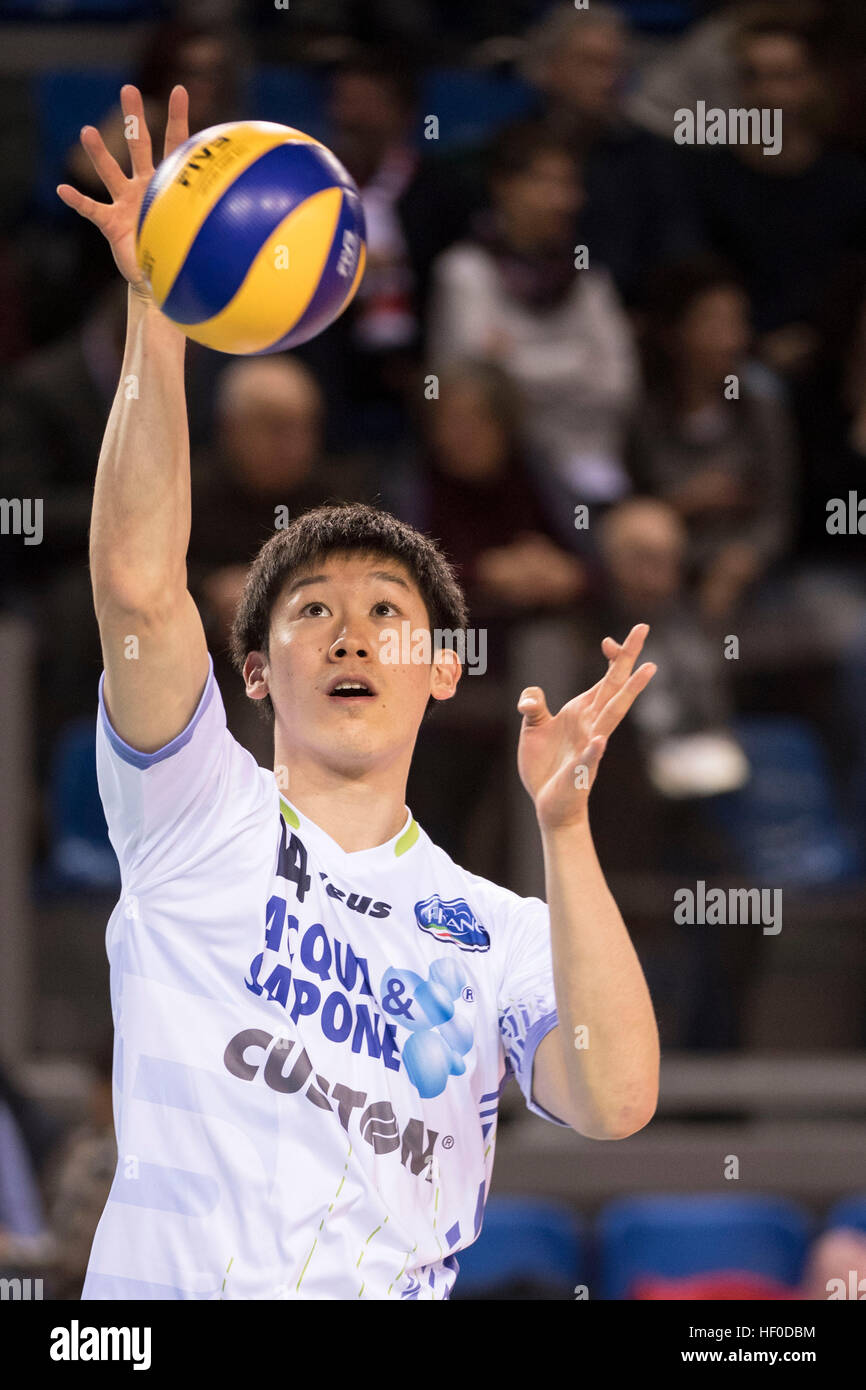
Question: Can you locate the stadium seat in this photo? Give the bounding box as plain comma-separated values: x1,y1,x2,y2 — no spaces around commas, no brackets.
616,1,699,32
418,69,536,151
597,1194,813,1301
825,1195,866,1235
837,612,866,846
32,69,126,214
452,1195,585,1299
706,715,865,887
38,718,119,893
244,66,326,142
3,0,167,18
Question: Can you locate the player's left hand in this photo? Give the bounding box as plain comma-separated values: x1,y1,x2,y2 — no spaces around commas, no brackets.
517,623,656,830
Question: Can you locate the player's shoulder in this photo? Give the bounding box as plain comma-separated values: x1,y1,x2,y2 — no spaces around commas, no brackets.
415,823,548,938
98,653,277,811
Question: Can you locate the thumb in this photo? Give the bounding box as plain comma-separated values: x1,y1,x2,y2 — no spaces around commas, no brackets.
517,686,551,728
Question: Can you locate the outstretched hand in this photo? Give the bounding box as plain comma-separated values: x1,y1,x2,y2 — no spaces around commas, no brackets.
517,623,656,830
56,83,189,293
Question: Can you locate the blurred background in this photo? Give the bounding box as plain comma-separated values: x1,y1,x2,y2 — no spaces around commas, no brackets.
2,0,866,1300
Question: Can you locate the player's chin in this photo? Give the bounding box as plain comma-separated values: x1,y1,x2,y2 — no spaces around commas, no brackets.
324,694,380,714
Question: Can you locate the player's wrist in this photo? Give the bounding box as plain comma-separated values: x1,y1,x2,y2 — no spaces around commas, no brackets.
128,277,155,306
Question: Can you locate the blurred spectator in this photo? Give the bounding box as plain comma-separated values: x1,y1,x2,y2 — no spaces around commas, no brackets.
636,1223,866,1299
17,23,247,350
0,1063,57,1277
689,15,866,374
800,1225,866,1300
520,1,702,303
626,256,796,624
594,497,742,772
0,284,128,795
0,282,127,598
408,359,585,625
427,120,639,536
187,354,375,762
566,497,752,1043
327,55,447,354
403,359,584,879
65,23,246,201
794,254,866,567
298,50,480,451
43,1044,115,1301
251,0,556,56
624,1,819,138
506,493,751,1041
0,280,224,788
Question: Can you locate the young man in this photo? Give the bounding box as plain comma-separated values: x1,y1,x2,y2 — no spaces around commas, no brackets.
57,86,660,1301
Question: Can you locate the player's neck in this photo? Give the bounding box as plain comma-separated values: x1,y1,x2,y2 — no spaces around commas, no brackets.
272,754,411,854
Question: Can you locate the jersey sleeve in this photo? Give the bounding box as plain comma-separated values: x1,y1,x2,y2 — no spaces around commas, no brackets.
495,889,570,1128
95,654,268,894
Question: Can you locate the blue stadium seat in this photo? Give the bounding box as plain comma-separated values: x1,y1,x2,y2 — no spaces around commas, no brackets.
244,66,326,142
3,0,167,19
597,1194,813,1301
825,1195,866,1235
616,1,699,32
837,612,866,846
33,69,127,214
706,715,865,886
34,61,535,219
417,69,536,151
38,718,119,893
452,1195,585,1297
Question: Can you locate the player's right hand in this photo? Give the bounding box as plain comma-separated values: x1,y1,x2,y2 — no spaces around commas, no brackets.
56,83,189,296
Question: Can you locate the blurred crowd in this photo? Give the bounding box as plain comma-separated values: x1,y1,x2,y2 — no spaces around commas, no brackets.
2,5,866,993
4,0,866,1299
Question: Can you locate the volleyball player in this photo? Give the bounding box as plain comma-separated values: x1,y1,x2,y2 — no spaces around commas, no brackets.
57,85,659,1300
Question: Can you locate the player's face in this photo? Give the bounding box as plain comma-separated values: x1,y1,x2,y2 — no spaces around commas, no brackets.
250,552,460,771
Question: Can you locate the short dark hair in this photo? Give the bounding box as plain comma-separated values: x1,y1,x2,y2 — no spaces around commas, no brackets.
637,254,749,386
484,119,575,189
328,49,419,114
733,12,819,65
229,502,469,722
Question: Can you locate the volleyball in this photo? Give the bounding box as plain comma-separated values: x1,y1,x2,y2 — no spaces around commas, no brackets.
135,120,367,354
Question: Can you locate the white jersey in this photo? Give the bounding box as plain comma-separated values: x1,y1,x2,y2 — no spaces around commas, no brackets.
82,655,567,1301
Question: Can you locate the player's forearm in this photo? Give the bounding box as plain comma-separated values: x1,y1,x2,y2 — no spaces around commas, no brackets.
90,285,190,615
541,818,660,1138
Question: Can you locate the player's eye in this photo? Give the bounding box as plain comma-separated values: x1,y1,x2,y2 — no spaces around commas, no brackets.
302,601,331,617
373,601,399,616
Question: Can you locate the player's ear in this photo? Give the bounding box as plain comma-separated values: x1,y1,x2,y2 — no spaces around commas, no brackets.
430,647,461,702
243,650,269,701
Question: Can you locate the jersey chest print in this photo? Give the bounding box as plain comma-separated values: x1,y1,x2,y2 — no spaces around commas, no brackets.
225,812,479,1177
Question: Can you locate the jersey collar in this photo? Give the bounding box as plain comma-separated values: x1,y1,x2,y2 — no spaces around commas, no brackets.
278,794,420,866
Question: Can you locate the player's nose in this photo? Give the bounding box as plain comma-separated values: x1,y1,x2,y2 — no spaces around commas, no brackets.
328,632,370,660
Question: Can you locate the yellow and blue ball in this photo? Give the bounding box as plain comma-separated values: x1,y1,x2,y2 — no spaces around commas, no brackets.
135,120,367,354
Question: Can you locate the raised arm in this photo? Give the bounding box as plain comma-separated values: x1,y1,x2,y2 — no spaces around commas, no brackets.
58,85,209,752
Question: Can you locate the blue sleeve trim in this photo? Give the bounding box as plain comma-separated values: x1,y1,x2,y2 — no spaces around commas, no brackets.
98,654,216,769
524,1010,572,1128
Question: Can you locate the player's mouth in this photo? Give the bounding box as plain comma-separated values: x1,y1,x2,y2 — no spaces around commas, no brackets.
326,675,378,701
